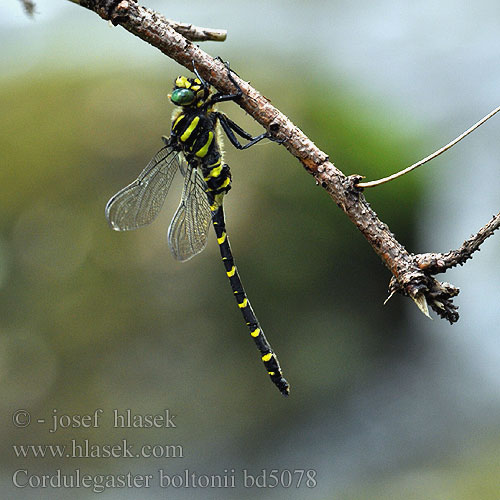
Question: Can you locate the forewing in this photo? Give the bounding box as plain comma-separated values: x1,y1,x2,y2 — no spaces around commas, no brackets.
168,166,212,262
105,146,182,231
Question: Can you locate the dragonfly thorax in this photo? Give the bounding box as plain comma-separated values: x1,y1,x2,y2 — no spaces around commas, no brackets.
170,105,231,200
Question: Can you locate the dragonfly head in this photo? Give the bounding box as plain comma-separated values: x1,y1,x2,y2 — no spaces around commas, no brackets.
170,76,210,108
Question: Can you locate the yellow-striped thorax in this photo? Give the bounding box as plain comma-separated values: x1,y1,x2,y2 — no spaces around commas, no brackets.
168,75,230,211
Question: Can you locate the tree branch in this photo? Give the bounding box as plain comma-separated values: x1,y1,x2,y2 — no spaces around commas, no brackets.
70,0,498,324
71,0,226,41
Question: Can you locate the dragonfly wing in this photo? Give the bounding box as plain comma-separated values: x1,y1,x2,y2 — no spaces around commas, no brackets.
168,166,212,262
105,146,182,231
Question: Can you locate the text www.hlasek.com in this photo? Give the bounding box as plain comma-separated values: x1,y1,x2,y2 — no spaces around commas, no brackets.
12,439,183,459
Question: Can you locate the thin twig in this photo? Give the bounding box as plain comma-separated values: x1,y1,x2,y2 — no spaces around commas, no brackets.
416,210,500,273
357,105,500,188
163,18,226,42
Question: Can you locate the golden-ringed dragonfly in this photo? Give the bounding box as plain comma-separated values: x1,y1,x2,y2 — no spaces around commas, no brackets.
105,63,290,396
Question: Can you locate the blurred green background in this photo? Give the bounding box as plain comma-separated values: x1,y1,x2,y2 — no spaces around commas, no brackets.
1,1,500,499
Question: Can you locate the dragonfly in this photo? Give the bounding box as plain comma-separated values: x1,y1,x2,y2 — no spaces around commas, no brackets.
105,64,290,396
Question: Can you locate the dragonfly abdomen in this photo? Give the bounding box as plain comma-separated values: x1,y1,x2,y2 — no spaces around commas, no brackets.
211,205,290,396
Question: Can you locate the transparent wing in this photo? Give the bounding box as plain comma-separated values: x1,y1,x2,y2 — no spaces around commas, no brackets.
168,166,212,262
105,146,182,231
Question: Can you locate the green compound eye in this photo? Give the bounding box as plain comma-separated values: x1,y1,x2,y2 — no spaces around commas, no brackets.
170,88,195,106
